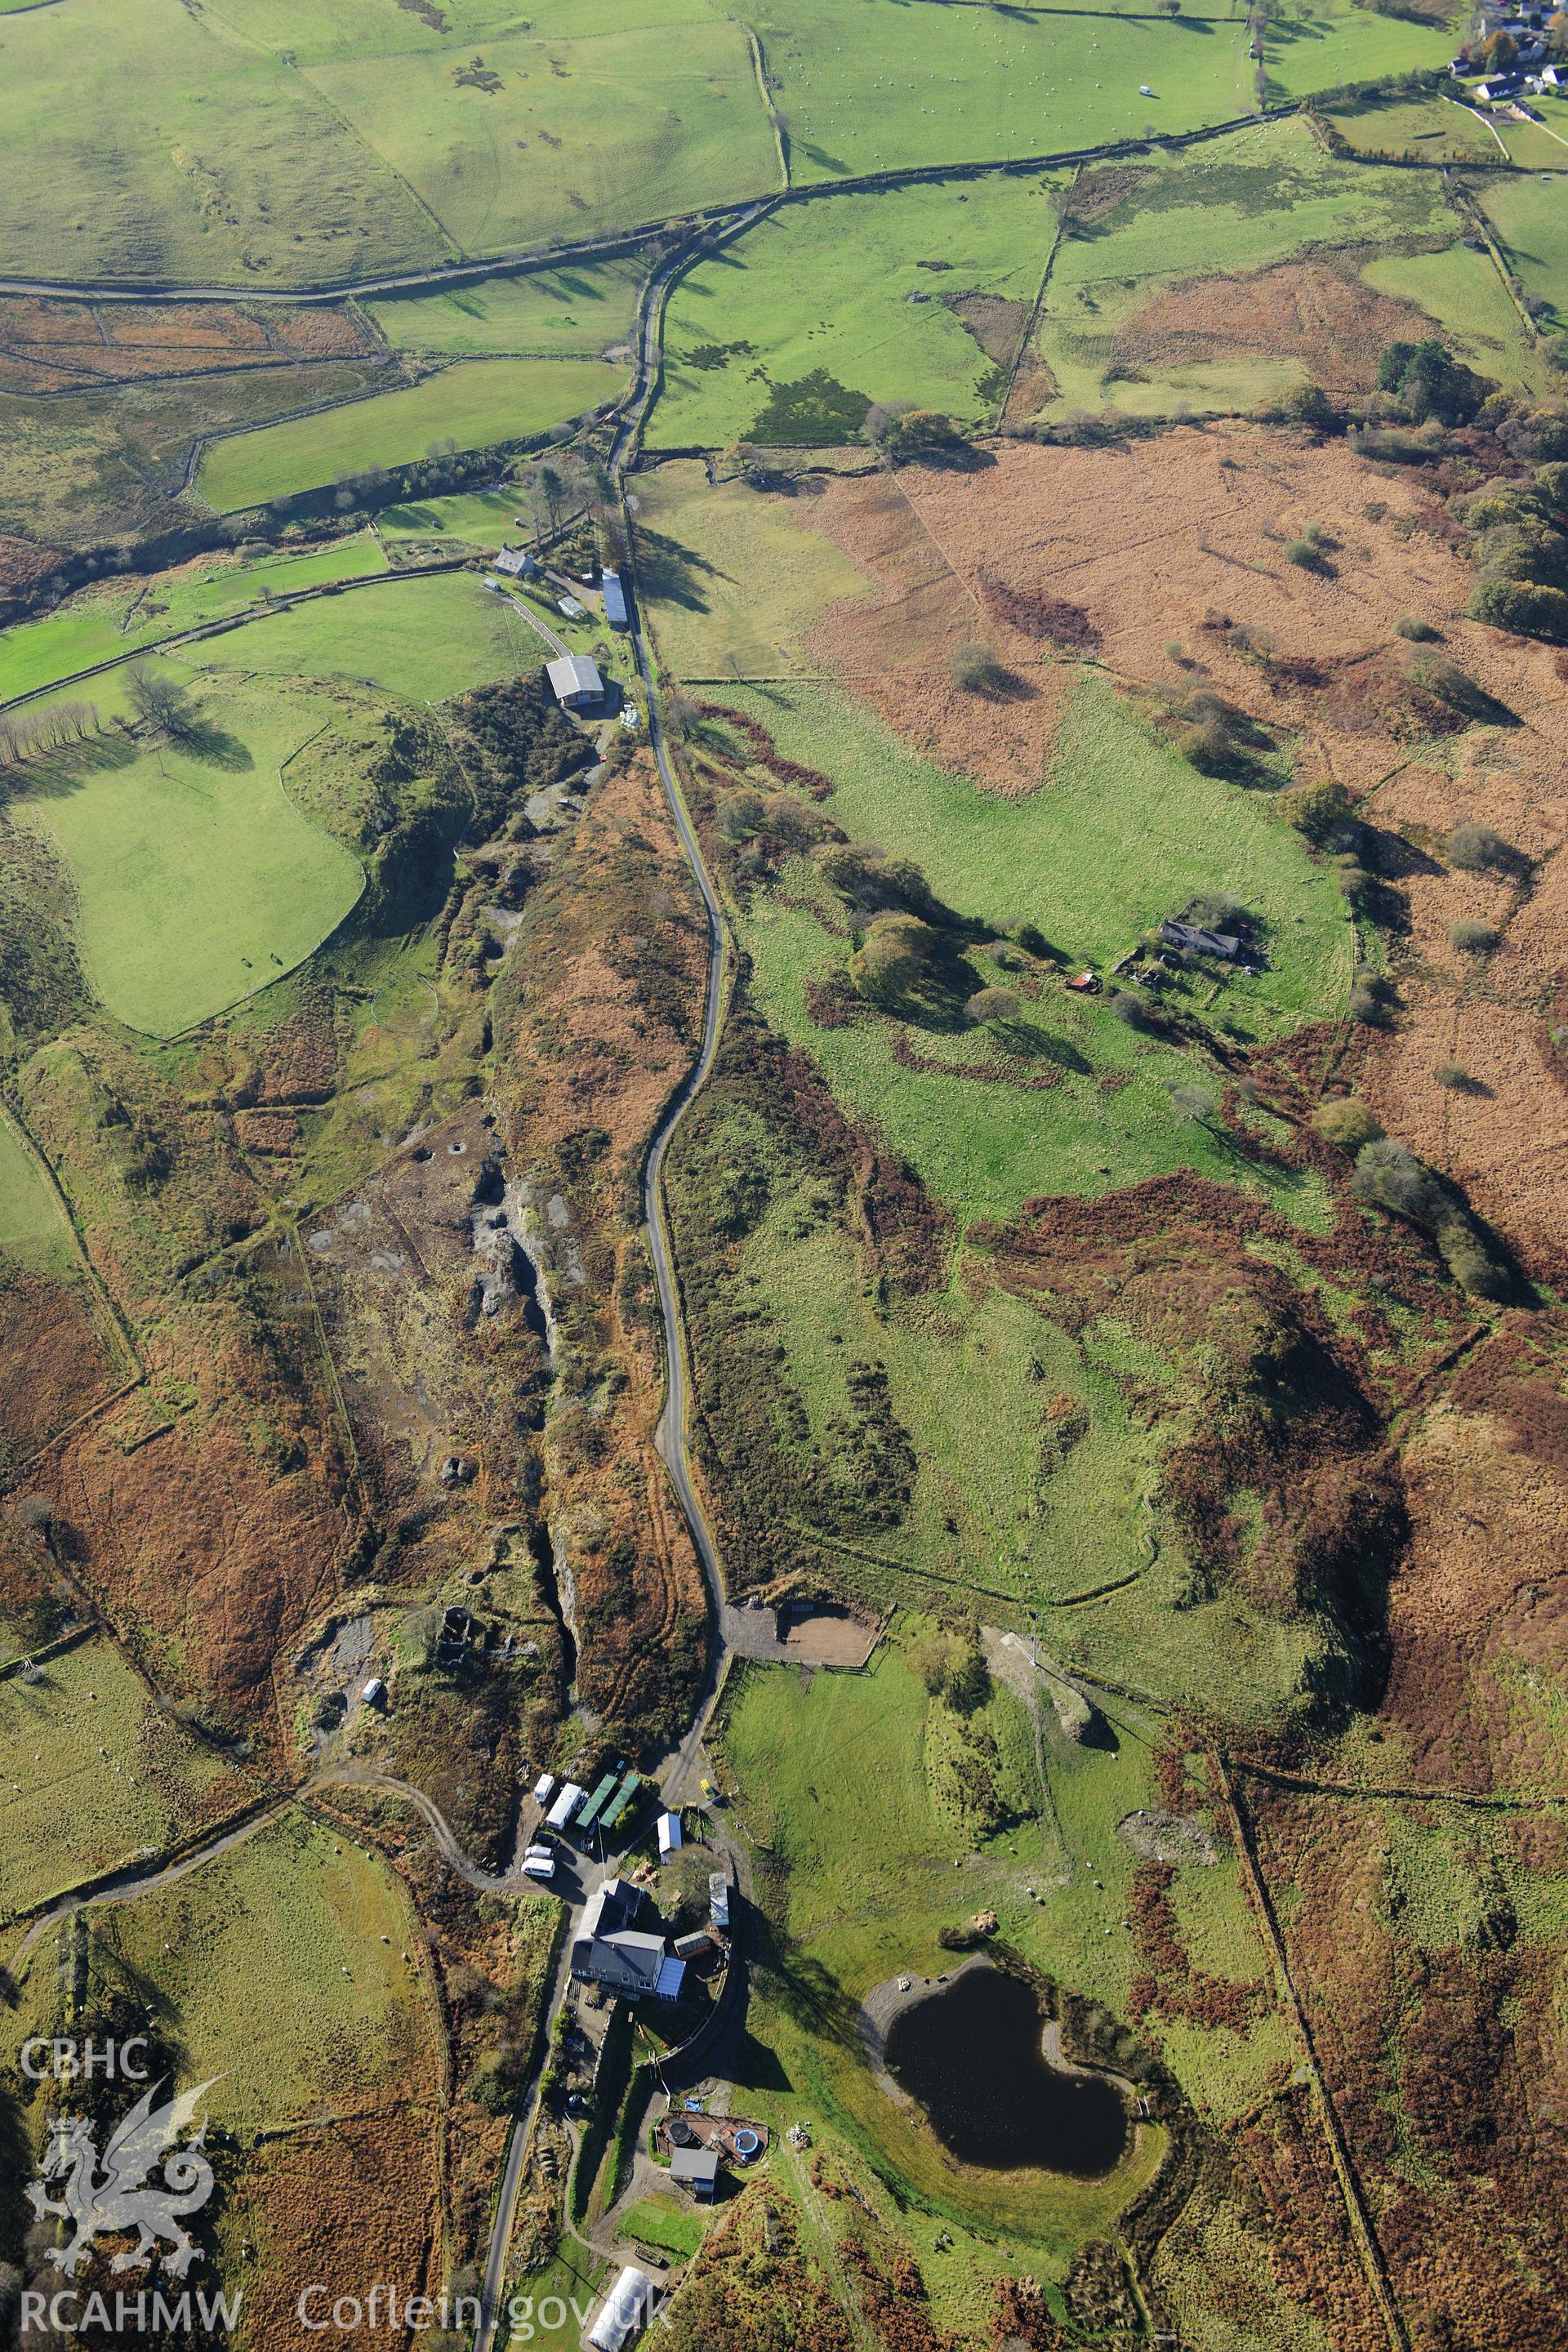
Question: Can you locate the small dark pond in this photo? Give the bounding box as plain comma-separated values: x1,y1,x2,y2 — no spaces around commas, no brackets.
884,1966,1128,2176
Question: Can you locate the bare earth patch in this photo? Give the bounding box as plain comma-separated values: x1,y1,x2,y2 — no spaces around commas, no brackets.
791,469,1071,796
1111,256,1429,394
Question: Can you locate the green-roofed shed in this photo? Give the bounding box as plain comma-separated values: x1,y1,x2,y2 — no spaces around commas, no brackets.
576,1770,621,1834
599,1771,644,1833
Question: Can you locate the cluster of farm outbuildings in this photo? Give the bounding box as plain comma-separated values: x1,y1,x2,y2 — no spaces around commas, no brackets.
488,547,635,715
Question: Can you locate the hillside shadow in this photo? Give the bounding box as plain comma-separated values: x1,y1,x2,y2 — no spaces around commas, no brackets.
997,1025,1091,1073
747,1908,862,2055
964,663,1036,704
0,727,138,806
174,718,253,773
635,528,728,615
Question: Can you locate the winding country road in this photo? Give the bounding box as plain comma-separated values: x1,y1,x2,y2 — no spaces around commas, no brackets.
470,204,755,2352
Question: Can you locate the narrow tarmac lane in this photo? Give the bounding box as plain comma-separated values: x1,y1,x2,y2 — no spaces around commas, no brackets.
471,208,750,2352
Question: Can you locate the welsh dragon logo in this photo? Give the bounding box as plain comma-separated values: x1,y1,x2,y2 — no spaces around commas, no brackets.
26,2077,220,2278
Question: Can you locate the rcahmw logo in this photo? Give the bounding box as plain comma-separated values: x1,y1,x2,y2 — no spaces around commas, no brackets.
21,2074,238,2336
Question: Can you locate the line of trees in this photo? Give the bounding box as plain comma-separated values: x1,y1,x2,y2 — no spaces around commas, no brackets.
0,699,102,768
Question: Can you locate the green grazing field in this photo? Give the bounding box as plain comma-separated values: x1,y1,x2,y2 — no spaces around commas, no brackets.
633,461,876,675
1477,172,1568,330
719,1644,1288,2172
1495,94,1568,168
0,0,445,285
69,1811,434,2127
1359,241,1548,393
0,1637,245,1923
309,16,778,259
196,570,538,699
0,1110,73,1276
760,0,1252,184
742,1192,1157,1608
1032,118,1492,418
11,679,363,1037
1263,0,1455,101
196,358,625,511
711,677,1352,1215
376,488,532,548
1321,92,1503,163
0,362,390,555
365,260,644,358
215,0,546,66
0,537,388,707
652,175,1067,450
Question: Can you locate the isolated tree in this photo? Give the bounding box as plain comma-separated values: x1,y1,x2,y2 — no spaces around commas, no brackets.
863,398,916,457
1468,574,1568,643
127,666,198,742
722,440,768,487
849,913,953,1013
952,639,1003,693
1275,775,1356,849
1282,381,1335,430
1352,1137,1444,1224
536,461,569,536
1377,339,1492,428
1170,1082,1217,1126
964,985,1022,1027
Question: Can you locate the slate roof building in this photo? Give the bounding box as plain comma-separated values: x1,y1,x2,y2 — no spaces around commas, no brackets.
1160,919,1241,960
572,1878,686,2002
546,653,604,710
670,2148,721,2199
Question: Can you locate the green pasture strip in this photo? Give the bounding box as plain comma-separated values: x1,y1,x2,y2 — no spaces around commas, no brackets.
365,259,645,357
196,357,625,511
52,1811,434,2127
711,676,1350,1218
1262,0,1456,102
1475,167,1568,330
759,0,1254,184
376,488,530,547
0,536,388,707
631,461,876,676
193,568,537,699
0,1637,244,1925
1359,240,1548,393
0,1107,74,1277
1321,92,1502,163
618,2195,706,2260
